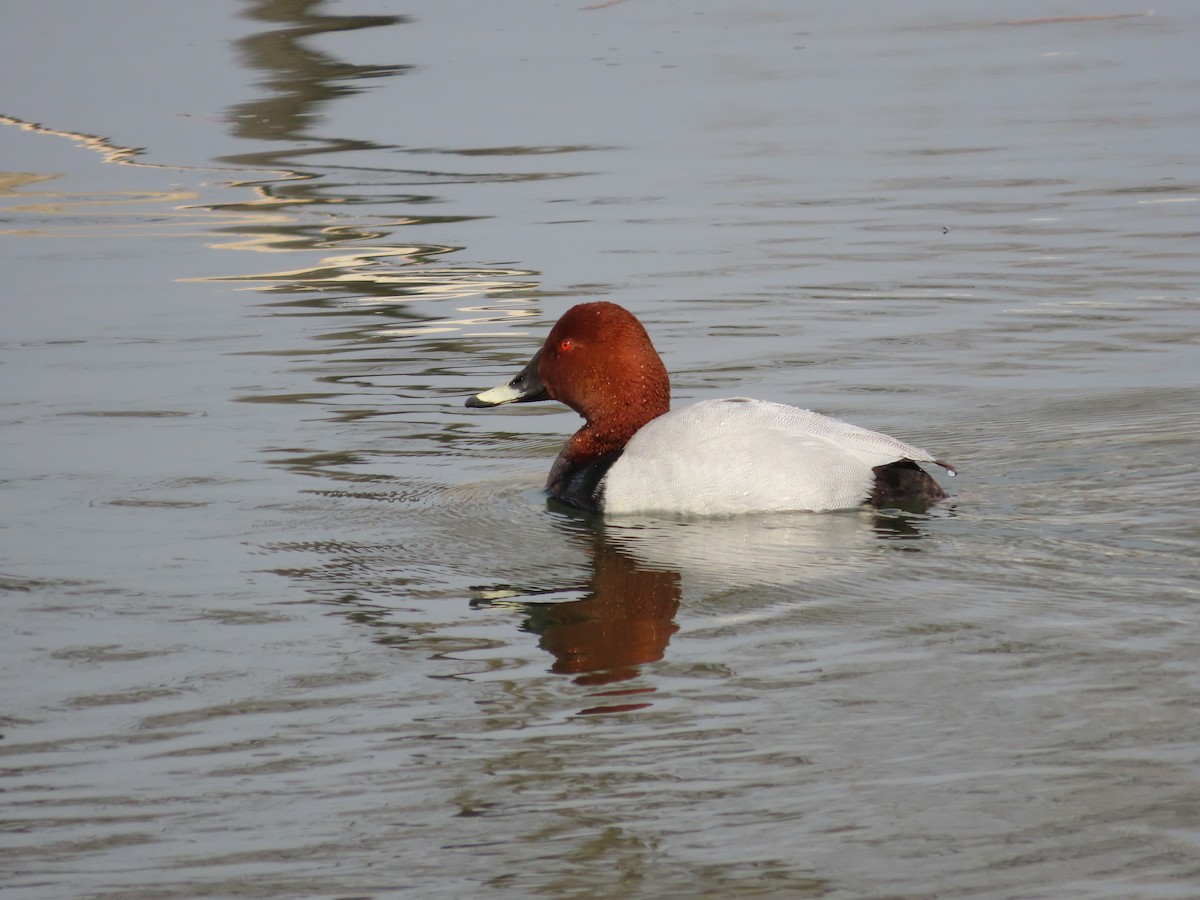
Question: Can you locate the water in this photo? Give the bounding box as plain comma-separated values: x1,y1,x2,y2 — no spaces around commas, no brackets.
3,2,1199,897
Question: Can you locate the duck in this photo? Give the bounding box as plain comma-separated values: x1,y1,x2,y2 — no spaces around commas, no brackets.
466,301,955,516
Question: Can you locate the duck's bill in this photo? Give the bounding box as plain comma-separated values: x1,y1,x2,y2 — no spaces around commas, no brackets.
466,350,550,408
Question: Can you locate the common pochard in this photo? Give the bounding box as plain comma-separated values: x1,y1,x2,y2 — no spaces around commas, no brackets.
467,302,954,515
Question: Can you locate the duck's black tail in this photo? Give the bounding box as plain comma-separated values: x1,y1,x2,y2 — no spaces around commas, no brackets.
869,459,950,512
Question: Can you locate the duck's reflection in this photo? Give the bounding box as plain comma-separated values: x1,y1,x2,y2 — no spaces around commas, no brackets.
472,525,680,716
520,541,680,686
474,508,942,712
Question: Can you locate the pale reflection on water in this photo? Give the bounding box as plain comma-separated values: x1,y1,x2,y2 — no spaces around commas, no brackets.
2,1,1199,898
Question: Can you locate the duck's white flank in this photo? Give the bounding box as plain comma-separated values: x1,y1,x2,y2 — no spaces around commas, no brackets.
600,398,946,516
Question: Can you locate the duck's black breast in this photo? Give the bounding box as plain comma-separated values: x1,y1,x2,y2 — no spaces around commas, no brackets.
548,449,625,513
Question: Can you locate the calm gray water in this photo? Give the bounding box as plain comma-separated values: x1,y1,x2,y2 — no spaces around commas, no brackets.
3,2,1199,898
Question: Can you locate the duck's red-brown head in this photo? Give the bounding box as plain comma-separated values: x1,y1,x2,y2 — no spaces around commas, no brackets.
538,302,669,431
467,302,671,460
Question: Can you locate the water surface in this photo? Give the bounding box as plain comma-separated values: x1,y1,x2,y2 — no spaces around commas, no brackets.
2,2,1199,898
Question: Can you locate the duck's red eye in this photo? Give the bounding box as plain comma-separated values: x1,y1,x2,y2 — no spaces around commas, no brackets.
559,339,574,353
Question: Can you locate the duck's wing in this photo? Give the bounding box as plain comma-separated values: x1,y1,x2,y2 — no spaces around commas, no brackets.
726,400,955,475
